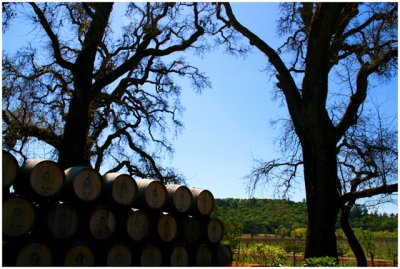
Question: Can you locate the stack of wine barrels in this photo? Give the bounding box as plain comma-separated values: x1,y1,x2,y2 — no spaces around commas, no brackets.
2,151,233,266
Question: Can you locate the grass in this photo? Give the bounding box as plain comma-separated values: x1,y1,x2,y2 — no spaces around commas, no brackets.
231,235,398,267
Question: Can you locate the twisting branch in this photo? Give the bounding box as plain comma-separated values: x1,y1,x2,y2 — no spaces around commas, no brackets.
218,2,304,141
29,2,75,70
4,2,220,182
246,158,303,198
341,184,398,203
335,48,397,141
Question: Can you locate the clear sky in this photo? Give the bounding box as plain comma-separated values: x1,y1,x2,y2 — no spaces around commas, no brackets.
159,3,399,215
164,3,292,197
2,3,398,214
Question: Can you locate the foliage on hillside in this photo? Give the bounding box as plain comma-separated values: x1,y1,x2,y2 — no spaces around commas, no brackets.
212,198,398,237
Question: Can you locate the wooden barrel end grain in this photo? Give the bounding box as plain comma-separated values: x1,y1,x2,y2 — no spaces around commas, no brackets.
126,208,150,242
20,159,65,198
3,196,36,238
16,242,53,266
106,243,132,266
65,166,102,202
136,179,167,210
103,173,137,206
190,187,215,216
166,184,193,214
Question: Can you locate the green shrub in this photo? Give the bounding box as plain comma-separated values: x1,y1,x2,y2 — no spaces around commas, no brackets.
303,256,338,267
249,243,287,266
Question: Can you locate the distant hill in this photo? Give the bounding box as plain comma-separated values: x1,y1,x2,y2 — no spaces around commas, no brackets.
212,198,398,235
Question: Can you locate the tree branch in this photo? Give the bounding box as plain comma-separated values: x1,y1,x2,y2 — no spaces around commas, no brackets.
29,2,75,70
122,130,165,182
220,3,304,139
93,3,204,92
247,158,303,198
75,3,113,66
341,183,397,204
335,48,398,141
105,159,148,179
3,110,62,151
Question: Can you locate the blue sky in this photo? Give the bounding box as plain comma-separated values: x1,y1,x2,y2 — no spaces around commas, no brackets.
164,3,290,197
3,3,398,213
159,3,399,215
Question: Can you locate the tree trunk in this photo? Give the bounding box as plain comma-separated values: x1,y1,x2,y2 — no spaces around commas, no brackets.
303,152,340,258
58,92,92,169
340,204,368,266
301,113,340,259
57,4,112,170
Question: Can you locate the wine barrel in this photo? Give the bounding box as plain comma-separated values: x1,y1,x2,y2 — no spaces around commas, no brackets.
89,207,116,240
157,212,178,242
17,159,65,198
169,244,189,266
103,173,137,206
135,179,167,209
205,218,224,243
47,202,79,239
16,242,52,266
126,208,150,242
106,243,132,266
181,215,201,244
64,243,95,266
165,184,193,213
213,244,233,266
3,196,35,238
139,244,162,266
192,244,212,266
2,150,19,188
190,187,214,216
64,166,102,202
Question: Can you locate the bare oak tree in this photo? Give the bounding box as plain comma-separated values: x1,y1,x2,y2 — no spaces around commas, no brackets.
2,3,233,183
218,2,397,258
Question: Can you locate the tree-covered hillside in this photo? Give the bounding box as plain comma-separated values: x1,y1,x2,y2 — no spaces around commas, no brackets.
212,198,398,236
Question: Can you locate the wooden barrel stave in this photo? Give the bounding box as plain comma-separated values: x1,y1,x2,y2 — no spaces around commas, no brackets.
205,218,224,243
103,173,137,206
88,206,116,241
64,166,102,202
157,212,178,242
126,208,151,242
63,242,95,266
106,243,132,266
213,244,233,266
135,179,167,210
190,187,215,216
165,184,193,214
3,155,231,266
47,202,79,239
191,244,212,266
16,241,53,266
2,150,19,188
17,159,65,198
3,196,36,238
181,215,201,244
138,244,162,266
168,244,189,266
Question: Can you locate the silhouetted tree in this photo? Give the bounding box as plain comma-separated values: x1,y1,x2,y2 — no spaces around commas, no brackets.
2,3,238,182
217,2,397,258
